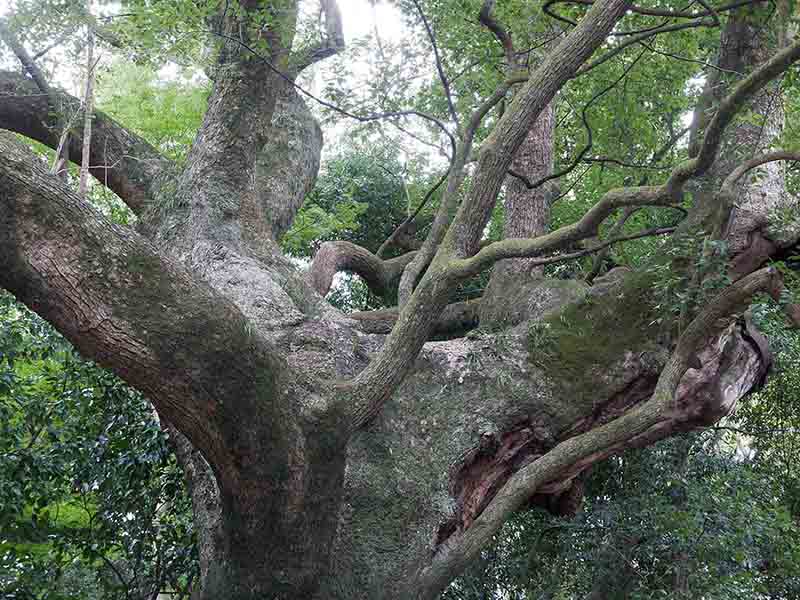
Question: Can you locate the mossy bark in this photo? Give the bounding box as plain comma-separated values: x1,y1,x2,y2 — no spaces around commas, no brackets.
0,2,793,598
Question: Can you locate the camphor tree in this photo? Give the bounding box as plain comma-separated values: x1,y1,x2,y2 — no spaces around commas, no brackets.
2,0,800,597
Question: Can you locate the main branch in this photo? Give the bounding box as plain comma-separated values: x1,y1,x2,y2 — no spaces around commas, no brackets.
0,136,293,490
0,71,174,213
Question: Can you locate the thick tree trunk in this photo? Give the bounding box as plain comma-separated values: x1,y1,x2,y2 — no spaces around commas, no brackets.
2,3,798,599
689,9,791,271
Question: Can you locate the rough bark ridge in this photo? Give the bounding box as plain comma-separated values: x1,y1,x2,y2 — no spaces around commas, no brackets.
481,103,557,329
1,2,798,599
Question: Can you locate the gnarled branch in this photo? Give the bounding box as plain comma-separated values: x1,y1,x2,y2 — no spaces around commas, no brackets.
307,241,416,297
417,266,783,598
458,37,800,278
337,0,636,433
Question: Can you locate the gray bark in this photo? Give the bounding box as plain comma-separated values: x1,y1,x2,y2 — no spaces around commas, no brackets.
1,3,798,599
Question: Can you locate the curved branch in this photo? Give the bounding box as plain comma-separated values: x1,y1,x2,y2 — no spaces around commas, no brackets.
417,266,783,598
576,18,716,77
0,70,174,214
334,0,636,434
377,168,449,258
393,72,528,303
208,31,458,158
462,36,800,278
456,185,669,278
544,0,763,27
307,241,416,297
510,48,646,191
713,150,800,240
479,0,515,67
721,149,800,193
669,38,800,189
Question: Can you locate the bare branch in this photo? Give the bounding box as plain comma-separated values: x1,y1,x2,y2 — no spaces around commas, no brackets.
455,186,668,277
479,0,515,67
544,0,764,27
377,168,449,258
585,207,639,283
0,19,51,94
411,0,461,132
78,26,95,197
307,241,416,297
533,224,676,267
721,149,800,193
714,149,800,240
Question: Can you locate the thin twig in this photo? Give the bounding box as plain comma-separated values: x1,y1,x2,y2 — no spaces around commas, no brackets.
411,0,461,133
510,48,647,190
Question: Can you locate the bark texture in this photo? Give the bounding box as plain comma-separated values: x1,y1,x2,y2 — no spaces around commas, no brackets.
481,103,557,328
1,3,798,599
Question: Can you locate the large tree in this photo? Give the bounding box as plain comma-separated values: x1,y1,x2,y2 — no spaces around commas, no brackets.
2,0,800,598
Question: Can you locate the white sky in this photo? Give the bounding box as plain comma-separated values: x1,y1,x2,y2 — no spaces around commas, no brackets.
341,0,404,42
0,0,407,91
0,0,433,163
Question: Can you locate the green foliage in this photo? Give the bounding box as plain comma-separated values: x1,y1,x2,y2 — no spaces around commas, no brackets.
282,199,368,258
447,433,800,600
0,293,197,599
282,146,416,257
95,61,208,163
647,230,732,330
282,145,440,311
